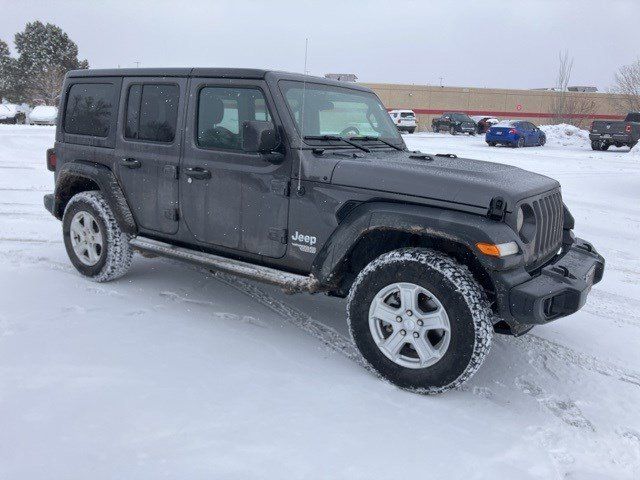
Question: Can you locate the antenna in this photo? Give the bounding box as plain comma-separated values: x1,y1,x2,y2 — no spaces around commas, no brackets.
296,38,309,194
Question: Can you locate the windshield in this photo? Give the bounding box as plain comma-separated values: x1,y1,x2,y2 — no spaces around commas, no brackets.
280,81,402,142
449,113,472,121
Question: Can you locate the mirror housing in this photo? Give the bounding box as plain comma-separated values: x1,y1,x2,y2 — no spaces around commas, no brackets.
242,121,279,153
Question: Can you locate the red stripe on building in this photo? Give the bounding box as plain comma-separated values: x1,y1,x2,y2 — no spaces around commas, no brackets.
389,108,623,121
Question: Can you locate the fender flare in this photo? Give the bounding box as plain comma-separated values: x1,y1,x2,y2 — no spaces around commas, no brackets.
311,201,522,287
53,161,137,235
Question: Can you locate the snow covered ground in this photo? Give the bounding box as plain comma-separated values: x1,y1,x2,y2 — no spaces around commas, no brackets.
1,125,639,479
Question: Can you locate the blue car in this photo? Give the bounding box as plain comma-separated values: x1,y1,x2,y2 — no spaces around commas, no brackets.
486,120,546,148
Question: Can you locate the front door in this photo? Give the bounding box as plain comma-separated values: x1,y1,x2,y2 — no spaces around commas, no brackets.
180,79,290,258
115,77,187,235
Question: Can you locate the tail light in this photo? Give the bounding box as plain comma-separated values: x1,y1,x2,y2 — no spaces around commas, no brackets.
509,129,518,135
626,124,632,133
46,148,57,171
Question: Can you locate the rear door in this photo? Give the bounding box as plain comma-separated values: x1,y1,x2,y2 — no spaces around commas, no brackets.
179,78,290,258
115,77,186,235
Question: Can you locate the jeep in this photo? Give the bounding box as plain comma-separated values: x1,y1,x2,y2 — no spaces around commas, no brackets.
44,68,605,393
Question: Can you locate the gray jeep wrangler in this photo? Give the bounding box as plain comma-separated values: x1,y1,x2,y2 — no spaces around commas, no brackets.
44,68,604,393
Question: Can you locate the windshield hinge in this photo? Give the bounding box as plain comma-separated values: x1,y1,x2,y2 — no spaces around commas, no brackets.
271,179,290,197
487,196,507,221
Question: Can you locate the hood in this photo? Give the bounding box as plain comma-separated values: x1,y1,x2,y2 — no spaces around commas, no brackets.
330,150,559,211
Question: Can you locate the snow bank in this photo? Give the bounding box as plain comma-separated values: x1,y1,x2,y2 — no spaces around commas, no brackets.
629,142,640,157
539,123,591,148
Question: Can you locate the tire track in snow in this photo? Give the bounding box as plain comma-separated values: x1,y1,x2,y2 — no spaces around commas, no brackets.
210,271,365,365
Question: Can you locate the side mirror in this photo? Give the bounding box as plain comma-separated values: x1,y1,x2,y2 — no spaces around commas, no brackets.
242,121,279,153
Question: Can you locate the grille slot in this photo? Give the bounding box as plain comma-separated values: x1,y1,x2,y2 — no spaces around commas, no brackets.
531,191,563,259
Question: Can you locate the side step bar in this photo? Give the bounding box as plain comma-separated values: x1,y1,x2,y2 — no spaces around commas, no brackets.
129,236,320,294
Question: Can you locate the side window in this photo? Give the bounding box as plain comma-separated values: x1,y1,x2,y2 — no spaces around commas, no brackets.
197,87,271,150
64,83,115,137
125,84,179,143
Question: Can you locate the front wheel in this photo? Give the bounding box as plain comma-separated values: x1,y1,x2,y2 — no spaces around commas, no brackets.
347,248,493,393
449,126,457,135
487,141,496,147
63,191,133,282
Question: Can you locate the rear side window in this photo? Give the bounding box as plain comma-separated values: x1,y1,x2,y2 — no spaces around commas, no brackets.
64,83,115,137
125,84,179,143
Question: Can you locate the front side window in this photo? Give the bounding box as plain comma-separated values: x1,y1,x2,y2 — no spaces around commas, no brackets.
64,83,115,137
125,84,179,143
197,87,271,150
280,81,401,141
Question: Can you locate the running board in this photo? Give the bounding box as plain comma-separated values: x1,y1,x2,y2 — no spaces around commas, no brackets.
129,236,320,294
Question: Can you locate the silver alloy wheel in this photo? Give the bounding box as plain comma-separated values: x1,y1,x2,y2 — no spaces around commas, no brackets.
368,282,451,369
69,211,104,266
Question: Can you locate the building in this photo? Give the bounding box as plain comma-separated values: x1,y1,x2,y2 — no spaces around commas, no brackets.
362,82,624,131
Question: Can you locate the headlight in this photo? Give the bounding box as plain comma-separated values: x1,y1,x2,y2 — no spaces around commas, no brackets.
517,204,536,243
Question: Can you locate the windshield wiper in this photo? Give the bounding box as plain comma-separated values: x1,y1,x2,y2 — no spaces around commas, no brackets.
303,135,371,153
349,135,404,151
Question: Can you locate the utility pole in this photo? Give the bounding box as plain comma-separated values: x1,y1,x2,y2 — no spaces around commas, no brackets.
134,61,140,68
439,76,444,88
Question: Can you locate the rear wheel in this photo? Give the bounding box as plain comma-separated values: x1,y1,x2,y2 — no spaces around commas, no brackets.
432,125,439,133
449,126,457,135
601,142,610,151
407,127,416,134
516,137,525,148
487,141,496,147
591,140,602,151
63,191,133,282
347,248,493,393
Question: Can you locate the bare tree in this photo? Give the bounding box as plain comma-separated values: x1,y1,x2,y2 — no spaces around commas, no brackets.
24,66,66,105
549,51,597,127
611,58,640,113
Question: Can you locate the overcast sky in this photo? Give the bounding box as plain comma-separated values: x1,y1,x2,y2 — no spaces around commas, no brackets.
2,0,638,90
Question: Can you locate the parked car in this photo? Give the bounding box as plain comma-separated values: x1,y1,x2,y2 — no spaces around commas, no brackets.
486,120,546,148
43,68,604,394
432,112,476,135
471,115,499,134
589,112,640,151
0,104,27,124
389,109,416,133
28,106,58,125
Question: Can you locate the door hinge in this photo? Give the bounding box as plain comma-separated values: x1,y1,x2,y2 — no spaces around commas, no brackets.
164,207,179,221
268,227,288,244
270,179,290,197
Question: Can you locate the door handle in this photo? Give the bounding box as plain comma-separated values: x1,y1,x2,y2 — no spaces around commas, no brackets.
121,158,141,169
185,167,211,180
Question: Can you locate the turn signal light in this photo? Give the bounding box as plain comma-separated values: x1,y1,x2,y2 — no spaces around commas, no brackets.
476,242,519,258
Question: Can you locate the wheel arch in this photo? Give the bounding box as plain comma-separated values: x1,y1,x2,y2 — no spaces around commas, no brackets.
53,161,137,235
312,202,517,301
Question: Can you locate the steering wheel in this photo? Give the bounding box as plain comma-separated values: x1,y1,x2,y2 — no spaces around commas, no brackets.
338,126,360,137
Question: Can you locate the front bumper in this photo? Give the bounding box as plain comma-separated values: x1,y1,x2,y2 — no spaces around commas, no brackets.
507,238,604,324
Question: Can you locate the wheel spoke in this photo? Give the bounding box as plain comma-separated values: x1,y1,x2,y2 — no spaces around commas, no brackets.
420,307,450,331
371,298,400,324
410,337,440,365
380,329,406,358
398,284,418,312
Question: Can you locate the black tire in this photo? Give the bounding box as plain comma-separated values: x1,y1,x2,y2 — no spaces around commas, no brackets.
516,137,525,148
407,127,416,134
539,136,546,146
62,191,133,282
591,140,601,151
487,141,496,147
449,126,457,135
432,125,439,133
347,248,493,394
601,142,610,151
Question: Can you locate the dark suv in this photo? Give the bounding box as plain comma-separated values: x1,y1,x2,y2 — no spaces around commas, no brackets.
432,112,477,135
44,68,604,393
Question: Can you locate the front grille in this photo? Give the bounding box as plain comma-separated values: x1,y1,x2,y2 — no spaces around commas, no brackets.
531,191,563,259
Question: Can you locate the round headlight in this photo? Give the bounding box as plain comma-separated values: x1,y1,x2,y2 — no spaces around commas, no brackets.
517,204,536,243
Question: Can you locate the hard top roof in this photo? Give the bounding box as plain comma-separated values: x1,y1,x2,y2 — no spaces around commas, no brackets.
65,68,374,92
